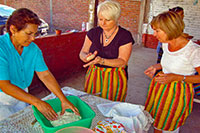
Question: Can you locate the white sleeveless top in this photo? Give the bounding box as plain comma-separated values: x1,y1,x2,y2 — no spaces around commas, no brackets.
161,40,200,75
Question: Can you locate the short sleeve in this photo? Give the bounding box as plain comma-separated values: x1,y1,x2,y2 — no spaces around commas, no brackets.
190,48,200,68
87,28,96,42
119,29,134,46
87,27,102,42
35,49,48,72
0,49,9,80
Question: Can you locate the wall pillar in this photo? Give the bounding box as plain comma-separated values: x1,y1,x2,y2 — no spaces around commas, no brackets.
87,0,96,31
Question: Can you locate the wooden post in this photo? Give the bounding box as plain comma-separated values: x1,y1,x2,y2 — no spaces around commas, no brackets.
94,0,98,27
88,0,98,28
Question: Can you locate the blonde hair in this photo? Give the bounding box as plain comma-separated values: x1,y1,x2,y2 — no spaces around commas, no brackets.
151,11,185,40
97,0,121,22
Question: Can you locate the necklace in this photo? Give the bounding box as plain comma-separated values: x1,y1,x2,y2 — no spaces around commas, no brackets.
103,26,118,43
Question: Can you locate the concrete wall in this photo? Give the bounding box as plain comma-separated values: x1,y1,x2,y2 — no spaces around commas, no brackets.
142,0,200,48
0,0,141,43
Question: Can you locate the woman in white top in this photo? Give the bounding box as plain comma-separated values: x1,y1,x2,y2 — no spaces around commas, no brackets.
144,11,200,133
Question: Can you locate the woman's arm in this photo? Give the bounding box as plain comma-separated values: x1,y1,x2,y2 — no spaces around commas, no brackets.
0,80,59,120
36,70,79,116
144,63,162,78
155,66,200,84
179,67,200,83
79,36,97,62
0,80,42,105
106,42,133,67
83,42,133,68
36,70,64,100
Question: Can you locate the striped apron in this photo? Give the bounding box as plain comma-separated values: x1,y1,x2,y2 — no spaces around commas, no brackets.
84,65,127,101
193,83,200,96
145,76,194,131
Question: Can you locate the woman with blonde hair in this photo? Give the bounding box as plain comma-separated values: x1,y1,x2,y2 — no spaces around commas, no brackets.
144,11,200,133
79,0,134,101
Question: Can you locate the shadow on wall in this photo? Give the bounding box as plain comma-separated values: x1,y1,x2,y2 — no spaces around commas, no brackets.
29,32,87,94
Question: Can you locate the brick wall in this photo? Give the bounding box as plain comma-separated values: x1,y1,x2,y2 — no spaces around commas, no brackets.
142,34,158,49
143,0,200,49
0,0,141,40
0,0,89,32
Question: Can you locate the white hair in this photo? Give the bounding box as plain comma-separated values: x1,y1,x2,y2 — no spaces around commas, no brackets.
97,0,121,22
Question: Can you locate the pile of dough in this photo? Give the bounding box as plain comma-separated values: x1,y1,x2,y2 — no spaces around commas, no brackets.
86,54,95,61
50,111,81,127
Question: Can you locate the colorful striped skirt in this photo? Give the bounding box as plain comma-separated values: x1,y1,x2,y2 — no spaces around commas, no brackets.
145,77,194,131
84,65,127,101
193,83,200,96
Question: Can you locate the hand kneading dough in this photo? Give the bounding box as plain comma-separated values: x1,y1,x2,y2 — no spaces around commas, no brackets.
86,54,95,61
50,111,81,127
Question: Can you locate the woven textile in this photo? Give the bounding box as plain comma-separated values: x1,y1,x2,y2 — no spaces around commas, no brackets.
84,65,127,102
145,77,194,131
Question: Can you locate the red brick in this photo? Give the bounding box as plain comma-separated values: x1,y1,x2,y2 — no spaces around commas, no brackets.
142,34,158,49
0,0,140,37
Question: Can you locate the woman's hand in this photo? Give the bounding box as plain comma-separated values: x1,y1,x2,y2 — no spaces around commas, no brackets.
82,51,98,63
83,56,104,68
85,51,97,61
35,100,58,121
60,100,80,116
144,64,162,78
35,100,80,120
155,73,179,84
144,66,157,78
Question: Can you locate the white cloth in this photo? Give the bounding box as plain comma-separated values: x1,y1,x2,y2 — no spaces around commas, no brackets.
161,40,200,75
154,127,180,133
97,102,153,133
0,88,28,121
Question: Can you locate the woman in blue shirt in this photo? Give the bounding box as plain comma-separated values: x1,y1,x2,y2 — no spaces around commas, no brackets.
0,8,79,121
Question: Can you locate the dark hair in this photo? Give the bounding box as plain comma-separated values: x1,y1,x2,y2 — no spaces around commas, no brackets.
169,6,183,13
6,8,41,35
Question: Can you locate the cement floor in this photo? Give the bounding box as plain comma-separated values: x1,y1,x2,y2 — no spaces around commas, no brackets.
37,45,200,133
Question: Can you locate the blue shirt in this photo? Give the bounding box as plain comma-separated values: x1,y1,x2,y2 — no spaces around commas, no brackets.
156,41,162,53
0,33,48,91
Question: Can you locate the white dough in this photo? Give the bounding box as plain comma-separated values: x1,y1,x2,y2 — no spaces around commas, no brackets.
86,54,95,61
50,111,81,127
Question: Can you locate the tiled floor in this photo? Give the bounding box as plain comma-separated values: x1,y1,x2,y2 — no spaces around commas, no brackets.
32,45,200,133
